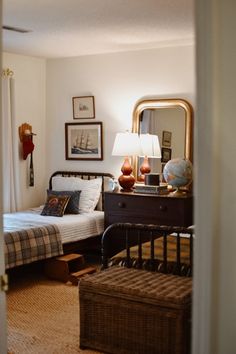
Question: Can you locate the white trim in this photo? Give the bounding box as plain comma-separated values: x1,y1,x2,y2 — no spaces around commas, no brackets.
193,0,236,353
0,1,8,353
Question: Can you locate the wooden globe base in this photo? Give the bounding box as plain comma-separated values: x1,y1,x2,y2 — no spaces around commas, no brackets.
169,187,188,197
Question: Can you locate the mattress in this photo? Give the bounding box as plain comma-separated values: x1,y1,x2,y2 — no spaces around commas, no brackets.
4,206,104,244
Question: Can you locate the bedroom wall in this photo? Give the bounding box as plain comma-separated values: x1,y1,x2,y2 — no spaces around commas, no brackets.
46,45,195,182
2,52,46,209
2,45,195,208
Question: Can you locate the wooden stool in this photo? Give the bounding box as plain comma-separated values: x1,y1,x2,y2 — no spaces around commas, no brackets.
44,253,84,282
69,267,96,285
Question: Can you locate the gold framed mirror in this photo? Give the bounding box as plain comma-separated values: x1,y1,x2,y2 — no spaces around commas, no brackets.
132,98,193,181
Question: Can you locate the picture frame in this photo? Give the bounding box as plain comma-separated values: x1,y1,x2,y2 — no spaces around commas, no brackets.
65,122,103,160
72,96,95,119
161,147,172,163
162,130,172,147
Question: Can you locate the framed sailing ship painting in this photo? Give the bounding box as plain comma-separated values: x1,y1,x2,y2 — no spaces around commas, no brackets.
65,122,103,160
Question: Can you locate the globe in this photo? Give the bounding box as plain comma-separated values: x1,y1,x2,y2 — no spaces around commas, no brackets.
163,158,193,192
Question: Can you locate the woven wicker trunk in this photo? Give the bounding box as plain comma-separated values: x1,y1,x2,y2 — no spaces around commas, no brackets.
79,266,192,354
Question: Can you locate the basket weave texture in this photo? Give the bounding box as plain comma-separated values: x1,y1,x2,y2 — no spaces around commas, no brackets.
79,266,192,354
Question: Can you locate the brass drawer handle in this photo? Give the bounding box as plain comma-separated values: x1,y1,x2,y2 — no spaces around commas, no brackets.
159,205,167,212
118,202,125,208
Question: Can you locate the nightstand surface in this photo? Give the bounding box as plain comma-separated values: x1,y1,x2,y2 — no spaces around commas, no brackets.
104,190,193,228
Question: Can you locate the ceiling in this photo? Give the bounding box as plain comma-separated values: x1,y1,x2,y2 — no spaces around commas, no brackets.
3,0,195,59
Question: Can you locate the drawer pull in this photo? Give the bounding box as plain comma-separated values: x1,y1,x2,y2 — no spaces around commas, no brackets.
118,202,125,208
159,205,167,212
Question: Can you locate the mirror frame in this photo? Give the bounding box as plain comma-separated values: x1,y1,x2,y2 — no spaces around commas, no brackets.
132,98,193,180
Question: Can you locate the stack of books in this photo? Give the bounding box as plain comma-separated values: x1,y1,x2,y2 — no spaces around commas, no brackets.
133,184,169,195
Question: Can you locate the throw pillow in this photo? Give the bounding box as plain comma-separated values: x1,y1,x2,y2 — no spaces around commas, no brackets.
41,194,71,217
51,176,102,212
47,190,81,214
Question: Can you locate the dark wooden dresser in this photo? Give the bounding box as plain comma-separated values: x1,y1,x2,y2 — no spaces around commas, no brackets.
104,191,193,228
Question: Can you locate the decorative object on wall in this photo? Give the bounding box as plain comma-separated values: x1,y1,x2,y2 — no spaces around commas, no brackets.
72,96,95,119
161,147,172,163
65,122,103,160
19,123,37,187
2,68,14,77
162,130,172,147
112,132,141,192
138,133,161,182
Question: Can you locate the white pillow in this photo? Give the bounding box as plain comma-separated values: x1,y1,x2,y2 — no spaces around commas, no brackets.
51,176,102,213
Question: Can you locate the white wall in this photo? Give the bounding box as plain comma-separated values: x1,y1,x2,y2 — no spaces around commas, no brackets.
3,52,46,209
2,46,195,208
46,45,195,182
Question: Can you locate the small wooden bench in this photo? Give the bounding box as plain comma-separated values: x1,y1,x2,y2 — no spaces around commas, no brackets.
44,253,96,284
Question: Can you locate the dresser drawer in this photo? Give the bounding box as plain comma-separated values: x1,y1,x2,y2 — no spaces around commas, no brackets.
104,192,193,227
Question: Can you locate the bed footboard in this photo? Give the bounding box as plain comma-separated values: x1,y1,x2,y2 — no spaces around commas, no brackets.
101,223,194,276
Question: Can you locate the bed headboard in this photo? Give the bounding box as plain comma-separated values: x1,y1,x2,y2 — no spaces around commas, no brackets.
49,171,114,211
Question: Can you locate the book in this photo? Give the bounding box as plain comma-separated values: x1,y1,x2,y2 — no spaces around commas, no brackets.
133,184,169,195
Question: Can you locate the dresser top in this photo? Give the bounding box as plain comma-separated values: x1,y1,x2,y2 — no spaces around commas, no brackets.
105,190,193,199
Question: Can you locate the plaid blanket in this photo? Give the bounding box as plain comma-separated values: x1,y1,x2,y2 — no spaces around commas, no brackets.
4,224,63,270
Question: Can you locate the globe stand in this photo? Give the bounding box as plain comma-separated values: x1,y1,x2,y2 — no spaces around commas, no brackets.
169,186,189,197
170,188,183,197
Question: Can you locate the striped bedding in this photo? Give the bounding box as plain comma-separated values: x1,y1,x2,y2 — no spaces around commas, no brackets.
4,207,104,269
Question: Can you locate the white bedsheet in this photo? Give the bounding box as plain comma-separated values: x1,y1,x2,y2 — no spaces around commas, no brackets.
3,207,104,244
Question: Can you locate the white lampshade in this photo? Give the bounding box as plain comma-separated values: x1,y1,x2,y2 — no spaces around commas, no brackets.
140,134,161,158
112,132,142,156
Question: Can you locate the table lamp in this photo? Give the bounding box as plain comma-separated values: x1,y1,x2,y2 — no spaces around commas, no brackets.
139,134,161,182
112,132,141,191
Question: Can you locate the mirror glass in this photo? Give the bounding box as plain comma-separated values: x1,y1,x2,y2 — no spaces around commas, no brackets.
132,98,193,181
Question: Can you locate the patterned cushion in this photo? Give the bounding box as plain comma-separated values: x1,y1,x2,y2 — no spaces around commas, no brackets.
47,190,81,214
41,194,71,217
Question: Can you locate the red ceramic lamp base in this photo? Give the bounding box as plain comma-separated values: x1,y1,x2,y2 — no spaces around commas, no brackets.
118,157,135,192
118,174,135,192
139,156,151,182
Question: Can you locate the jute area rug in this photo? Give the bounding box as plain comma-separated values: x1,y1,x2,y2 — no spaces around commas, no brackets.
7,271,103,354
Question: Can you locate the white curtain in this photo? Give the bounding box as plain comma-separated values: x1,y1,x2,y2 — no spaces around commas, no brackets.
2,70,20,212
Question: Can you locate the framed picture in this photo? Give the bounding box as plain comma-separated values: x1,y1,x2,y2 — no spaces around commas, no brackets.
162,130,172,147
65,122,103,160
161,147,172,163
72,96,95,119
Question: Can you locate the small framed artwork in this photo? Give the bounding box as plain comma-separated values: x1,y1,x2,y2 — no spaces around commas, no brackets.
72,96,95,119
162,130,172,147
161,147,172,163
65,122,103,160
